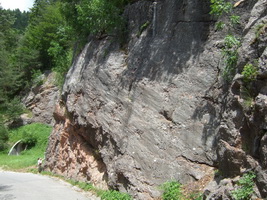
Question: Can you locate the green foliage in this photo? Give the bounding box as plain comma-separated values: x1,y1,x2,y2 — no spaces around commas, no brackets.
0,7,31,125
67,179,132,200
240,86,254,110
31,69,44,86
231,172,256,200
12,9,30,31
230,15,240,26
209,0,241,81
241,64,258,83
210,0,232,17
222,35,241,80
0,123,52,169
223,34,241,49
13,1,74,88
0,0,131,116
26,1,66,71
0,8,24,98
161,181,182,200
0,98,25,123
160,181,204,200
68,180,94,191
76,0,121,34
215,21,225,31
138,21,150,37
51,48,72,87
0,125,9,151
9,123,52,150
47,24,73,87
255,23,267,39
60,0,128,38
99,190,132,200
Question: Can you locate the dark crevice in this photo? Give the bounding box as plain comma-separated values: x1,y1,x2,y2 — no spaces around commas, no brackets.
159,110,174,122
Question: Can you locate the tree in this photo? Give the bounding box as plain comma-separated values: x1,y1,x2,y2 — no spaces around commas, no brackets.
60,0,128,38
0,124,8,151
12,9,30,31
0,7,25,124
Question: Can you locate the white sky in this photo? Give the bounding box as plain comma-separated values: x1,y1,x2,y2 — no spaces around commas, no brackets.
0,0,34,11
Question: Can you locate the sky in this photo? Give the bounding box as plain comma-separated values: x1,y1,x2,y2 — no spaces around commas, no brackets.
0,0,34,11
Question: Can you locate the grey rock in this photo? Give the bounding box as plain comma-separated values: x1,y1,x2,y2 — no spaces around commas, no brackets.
260,134,267,169
23,72,60,125
203,178,234,200
217,140,247,177
43,0,267,199
256,166,267,197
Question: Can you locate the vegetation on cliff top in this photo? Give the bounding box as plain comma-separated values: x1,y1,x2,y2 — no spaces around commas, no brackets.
0,0,130,147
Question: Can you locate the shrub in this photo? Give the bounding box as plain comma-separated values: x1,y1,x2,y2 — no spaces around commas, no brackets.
223,34,241,49
255,23,267,39
210,0,232,17
240,86,254,110
231,172,256,200
0,124,9,152
9,123,52,150
241,64,258,83
21,131,38,148
215,21,225,30
209,0,241,81
161,181,182,200
230,15,240,26
31,69,44,86
222,35,241,80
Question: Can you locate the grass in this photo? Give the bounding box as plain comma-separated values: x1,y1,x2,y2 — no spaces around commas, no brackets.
0,123,52,170
160,180,204,200
67,179,132,200
0,152,40,170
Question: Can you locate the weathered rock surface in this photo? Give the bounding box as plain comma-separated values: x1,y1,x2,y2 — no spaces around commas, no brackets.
44,0,267,199
203,0,267,199
22,72,60,125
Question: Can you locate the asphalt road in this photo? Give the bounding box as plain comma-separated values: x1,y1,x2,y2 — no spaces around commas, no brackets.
0,171,100,200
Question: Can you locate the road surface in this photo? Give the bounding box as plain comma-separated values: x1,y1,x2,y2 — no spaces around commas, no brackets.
0,171,100,200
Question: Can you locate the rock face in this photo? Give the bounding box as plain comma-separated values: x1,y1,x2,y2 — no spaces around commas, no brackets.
22,72,60,125
45,0,267,199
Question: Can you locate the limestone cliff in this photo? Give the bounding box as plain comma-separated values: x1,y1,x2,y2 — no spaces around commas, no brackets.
15,72,60,127
44,0,267,199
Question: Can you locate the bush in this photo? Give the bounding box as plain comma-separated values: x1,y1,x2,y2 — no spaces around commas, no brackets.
222,35,241,80
21,131,38,148
210,0,232,17
161,181,182,200
0,125,9,151
231,172,256,200
9,123,52,150
230,15,240,26
241,64,258,83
